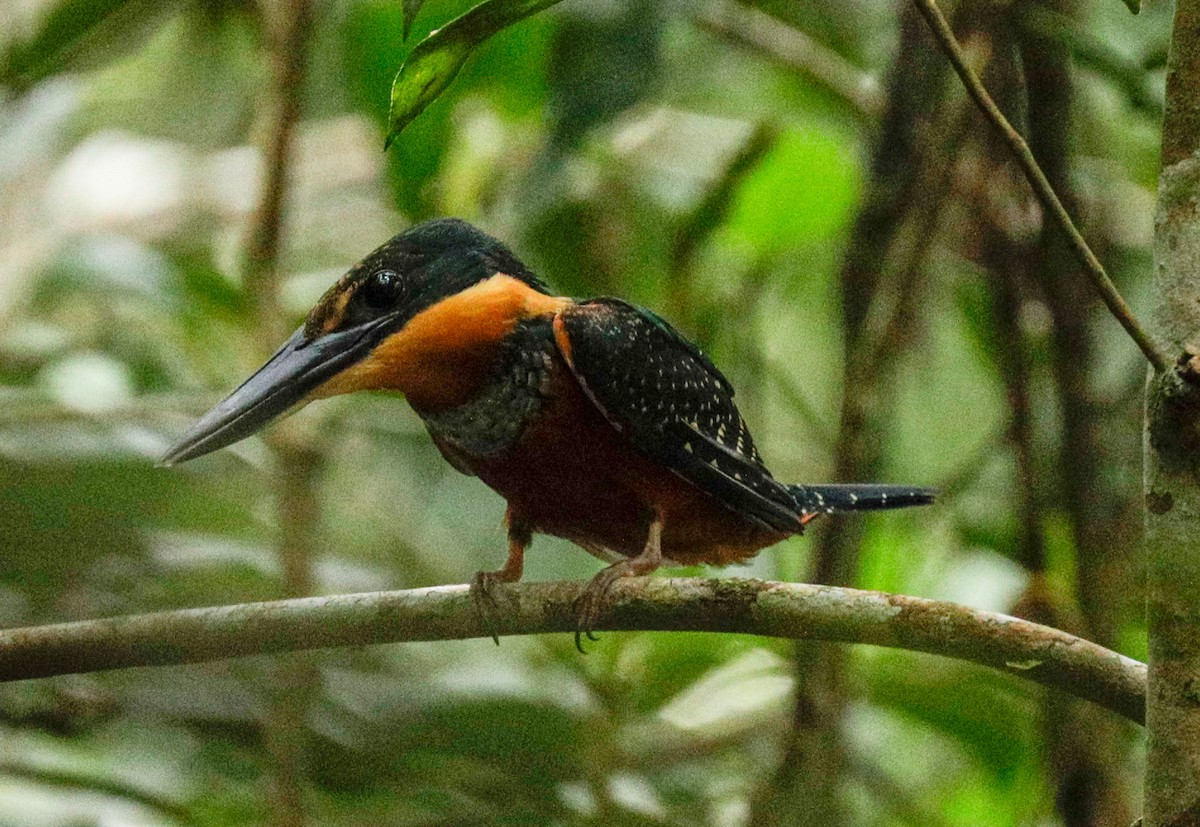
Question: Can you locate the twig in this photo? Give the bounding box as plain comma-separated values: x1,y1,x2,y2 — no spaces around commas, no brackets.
858,97,975,370
972,90,1048,574
911,0,1170,373
1016,4,1162,119
756,352,835,449
763,13,966,820
667,121,778,331
1017,2,1133,655
0,759,191,822
244,0,312,329
850,752,956,827
243,3,317,824
0,578,1148,724
930,425,1006,503
695,2,882,118
969,30,1135,818
812,7,971,587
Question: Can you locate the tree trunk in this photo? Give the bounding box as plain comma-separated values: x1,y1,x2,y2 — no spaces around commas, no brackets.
1145,2,1200,823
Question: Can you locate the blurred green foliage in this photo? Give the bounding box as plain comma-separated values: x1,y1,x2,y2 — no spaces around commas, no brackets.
0,0,1164,823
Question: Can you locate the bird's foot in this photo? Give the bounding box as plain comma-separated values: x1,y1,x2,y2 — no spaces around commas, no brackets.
471,525,528,646
574,520,664,653
573,562,634,653
470,570,509,646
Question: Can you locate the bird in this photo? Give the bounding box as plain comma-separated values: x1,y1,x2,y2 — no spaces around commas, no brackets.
161,218,934,645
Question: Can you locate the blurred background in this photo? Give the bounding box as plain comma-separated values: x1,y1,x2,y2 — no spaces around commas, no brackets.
0,0,1166,823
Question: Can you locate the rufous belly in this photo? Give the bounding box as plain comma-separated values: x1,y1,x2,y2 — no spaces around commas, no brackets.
457,363,787,567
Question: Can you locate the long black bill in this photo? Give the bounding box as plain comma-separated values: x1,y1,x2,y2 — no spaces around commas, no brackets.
160,321,384,466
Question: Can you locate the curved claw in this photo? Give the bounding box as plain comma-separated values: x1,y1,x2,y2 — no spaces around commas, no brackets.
470,571,504,646
572,566,625,650
471,519,529,646
572,628,603,654
572,520,664,653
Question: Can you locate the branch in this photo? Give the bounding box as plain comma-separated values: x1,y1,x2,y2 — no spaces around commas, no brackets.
758,12,973,816
244,0,312,330
242,3,317,822
0,759,190,823
1146,3,1200,821
911,0,1171,374
1016,4,1162,120
0,578,1147,724
695,2,882,118
666,120,778,333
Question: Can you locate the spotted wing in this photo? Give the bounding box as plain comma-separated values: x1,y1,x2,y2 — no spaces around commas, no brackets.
555,298,801,533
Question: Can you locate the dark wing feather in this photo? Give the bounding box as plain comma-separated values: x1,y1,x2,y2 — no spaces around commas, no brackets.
556,298,801,533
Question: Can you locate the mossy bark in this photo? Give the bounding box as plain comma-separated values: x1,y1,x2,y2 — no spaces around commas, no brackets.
1145,2,1200,821
0,578,1148,723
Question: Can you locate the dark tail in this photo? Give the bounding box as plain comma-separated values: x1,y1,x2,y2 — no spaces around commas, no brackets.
787,483,936,517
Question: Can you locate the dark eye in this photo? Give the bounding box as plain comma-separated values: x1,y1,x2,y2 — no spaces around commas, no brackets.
361,270,403,309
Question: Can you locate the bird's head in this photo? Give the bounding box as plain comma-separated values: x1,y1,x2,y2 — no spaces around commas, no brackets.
160,218,556,466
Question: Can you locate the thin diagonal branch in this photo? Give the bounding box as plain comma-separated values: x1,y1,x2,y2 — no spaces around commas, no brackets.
0,759,191,822
667,120,779,334
695,2,882,118
0,579,1147,725
911,0,1170,374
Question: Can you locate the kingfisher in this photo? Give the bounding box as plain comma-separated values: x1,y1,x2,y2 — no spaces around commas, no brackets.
162,218,934,642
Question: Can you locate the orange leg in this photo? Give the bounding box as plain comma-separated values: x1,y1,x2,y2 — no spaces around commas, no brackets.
471,510,532,645
574,517,664,652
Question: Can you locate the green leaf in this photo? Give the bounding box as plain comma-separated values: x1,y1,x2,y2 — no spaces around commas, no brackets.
402,0,424,39
1121,0,1140,13
386,0,563,148
2,0,182,88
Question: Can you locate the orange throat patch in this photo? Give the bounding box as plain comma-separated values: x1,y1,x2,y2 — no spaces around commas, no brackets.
310,274,571,413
